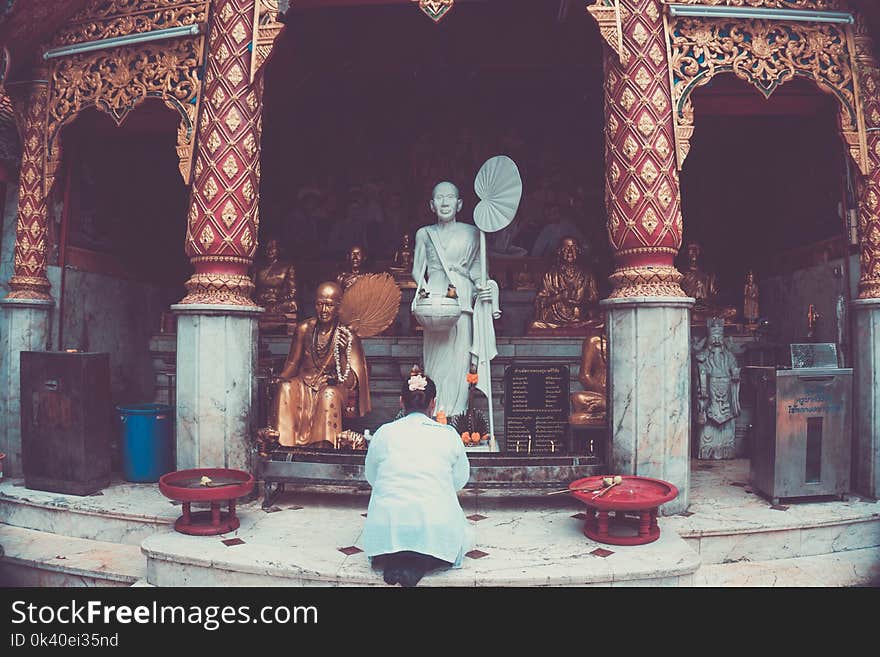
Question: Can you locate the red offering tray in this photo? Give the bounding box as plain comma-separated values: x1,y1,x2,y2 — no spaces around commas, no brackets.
569,475,678,546
159,468,255,536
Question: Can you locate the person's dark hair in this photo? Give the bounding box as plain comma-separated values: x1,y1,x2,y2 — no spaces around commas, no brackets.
401,365,436,413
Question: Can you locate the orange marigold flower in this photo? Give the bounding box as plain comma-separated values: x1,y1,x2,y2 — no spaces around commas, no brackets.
466,372,479,384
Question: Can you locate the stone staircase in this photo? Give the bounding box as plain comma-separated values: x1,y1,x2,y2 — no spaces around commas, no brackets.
1,460,878,587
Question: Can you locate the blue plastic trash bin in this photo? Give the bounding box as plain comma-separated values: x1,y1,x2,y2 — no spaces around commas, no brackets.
117,404,174,483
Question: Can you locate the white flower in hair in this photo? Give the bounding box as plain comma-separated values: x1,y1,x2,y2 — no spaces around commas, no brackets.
408,374,428,392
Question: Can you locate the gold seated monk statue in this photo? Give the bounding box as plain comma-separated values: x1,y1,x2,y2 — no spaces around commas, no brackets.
528,236,603,333
337,244,366,291
680,240,737,324
268,281,370,448
570,331,607,426
255,238,298,333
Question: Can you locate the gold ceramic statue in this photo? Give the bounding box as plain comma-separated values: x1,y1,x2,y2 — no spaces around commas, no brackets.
255,238,298,333
743,270,759,326
569,331,607,425
680,241,736,323
528,236,602,333
269,281,370,448
389,233,416,289
337,244,366,291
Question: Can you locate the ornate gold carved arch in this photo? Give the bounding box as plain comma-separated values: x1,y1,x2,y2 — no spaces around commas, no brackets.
43,0,210,194
663,5,869,173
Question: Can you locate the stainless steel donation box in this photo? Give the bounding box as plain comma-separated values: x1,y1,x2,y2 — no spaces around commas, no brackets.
748,366,852,503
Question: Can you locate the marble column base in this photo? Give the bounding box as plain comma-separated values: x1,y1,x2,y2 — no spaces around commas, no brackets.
0,298,53,477
601,297,694,515
852,298,880,499
171,304,262,473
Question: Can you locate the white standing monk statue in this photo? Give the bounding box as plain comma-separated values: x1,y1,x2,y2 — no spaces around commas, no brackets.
412,182,500,417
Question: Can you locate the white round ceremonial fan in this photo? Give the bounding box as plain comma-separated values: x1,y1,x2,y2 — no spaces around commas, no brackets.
473,155,522,233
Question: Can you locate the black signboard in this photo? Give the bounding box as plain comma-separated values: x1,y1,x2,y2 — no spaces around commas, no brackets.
503,365,569,454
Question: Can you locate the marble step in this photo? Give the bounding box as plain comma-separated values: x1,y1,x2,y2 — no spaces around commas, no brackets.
694,545,880,587
682,517,880,565
140,491,702,587
0,525,146,587
0,479,177,546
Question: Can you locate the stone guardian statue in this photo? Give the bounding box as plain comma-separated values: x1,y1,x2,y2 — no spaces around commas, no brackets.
693,317,741,460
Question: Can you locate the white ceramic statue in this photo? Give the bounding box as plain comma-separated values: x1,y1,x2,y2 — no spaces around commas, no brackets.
412,181,500,416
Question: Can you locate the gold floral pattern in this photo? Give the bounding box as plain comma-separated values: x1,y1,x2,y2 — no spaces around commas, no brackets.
46,35,204,185
667,16,867,171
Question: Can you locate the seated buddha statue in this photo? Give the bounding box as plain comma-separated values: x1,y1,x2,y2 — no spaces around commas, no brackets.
255,238,298,333
680,241,737,324
570,331,607,426
528,236,603,334
389,233,416,289
337,244,366,291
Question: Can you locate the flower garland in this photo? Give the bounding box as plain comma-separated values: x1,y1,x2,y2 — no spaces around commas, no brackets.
334,325,353,383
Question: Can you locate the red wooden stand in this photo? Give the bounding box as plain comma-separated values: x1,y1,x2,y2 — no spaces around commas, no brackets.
569,475,678,546
159,468,255,536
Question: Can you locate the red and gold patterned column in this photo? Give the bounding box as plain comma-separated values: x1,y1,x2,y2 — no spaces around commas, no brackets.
854,17,880,299
5,66,52,301
181,0,262,305
600,0,685,298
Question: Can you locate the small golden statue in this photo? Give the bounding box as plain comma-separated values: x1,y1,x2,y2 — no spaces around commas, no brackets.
569,331,607,426
743,270,759,326
389,233,417,289
266,275,400,449
255,238,298,333
337,244,366,291
528,236,602,334
681,241,737,324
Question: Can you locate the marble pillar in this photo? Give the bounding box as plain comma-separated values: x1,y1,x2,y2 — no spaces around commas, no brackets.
0,298,53,477
602,297,693,515
851,299,880,499
171,304,262,472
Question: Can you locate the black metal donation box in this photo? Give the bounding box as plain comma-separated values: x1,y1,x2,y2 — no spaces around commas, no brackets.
20,351,112,495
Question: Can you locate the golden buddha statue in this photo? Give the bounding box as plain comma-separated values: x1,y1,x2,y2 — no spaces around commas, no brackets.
255,238,298,333
389,233,416,289
268,281,370,448
337,244,366,291
680,241,736,323
569,331,607,426
743,269,759,326
528,236,603,334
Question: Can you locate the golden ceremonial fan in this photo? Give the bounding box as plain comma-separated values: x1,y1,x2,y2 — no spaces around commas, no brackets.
339,273,402,338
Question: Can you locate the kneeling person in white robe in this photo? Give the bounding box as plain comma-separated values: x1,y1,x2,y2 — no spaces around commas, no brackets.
361,368,471,587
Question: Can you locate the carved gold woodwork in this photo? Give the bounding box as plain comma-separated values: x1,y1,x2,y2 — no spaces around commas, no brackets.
661,1,841,8
51,1,210,47
607,265,685,299
587,1,631,65
45,35,204,189
413,1,454,23
6,71,52,301
250,0,285,83
665,12,869,173
853,16,880,298
181,272,256,306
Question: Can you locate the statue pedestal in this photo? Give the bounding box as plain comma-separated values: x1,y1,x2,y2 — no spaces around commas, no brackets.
0,298,53,477
172,304,262,473
601,297,694,515
258,312,296,335
852,298,880,498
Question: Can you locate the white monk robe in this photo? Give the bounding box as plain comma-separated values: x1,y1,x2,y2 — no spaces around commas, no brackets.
412,222,482,416
361,412,471,566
